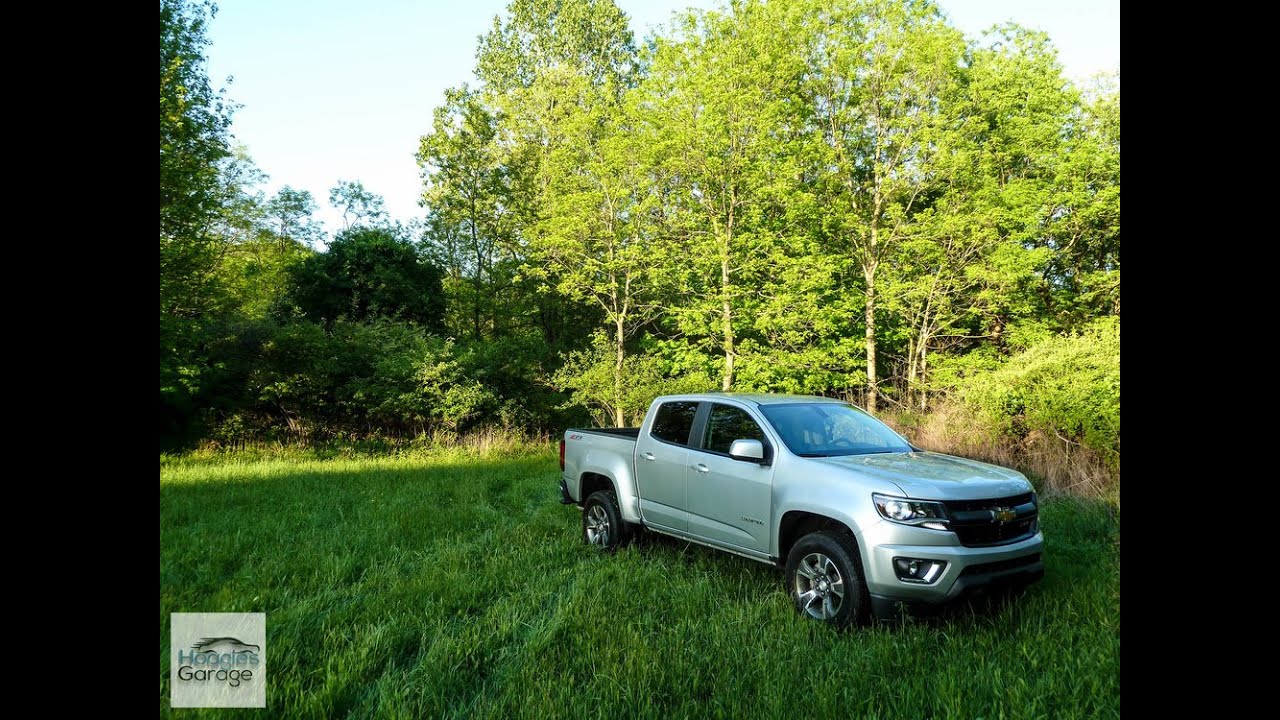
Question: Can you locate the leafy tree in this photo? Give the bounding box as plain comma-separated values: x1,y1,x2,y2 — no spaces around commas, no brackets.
210,152,315,318
285,226,445,329
418,87,518,340
800,0,965,411
160,0,235,448
160,0,233,318
329,180,389,230
420,0,642,421
885,24,1076,407
641,0,809,391
1040,73,1120,323
530,76,667,423
475,0,636,99
267,186,324,248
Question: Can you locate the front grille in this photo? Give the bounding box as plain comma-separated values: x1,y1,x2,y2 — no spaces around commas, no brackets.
943,493,1038,548
945,492,1033,512
959,553,1041,577
952,517,1037,546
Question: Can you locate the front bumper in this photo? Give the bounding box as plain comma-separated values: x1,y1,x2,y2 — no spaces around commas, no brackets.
858,520,1044,618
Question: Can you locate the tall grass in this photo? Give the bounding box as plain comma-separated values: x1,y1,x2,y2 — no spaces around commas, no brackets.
887,402,1119,500
161,452,1119,718
188,426,546,460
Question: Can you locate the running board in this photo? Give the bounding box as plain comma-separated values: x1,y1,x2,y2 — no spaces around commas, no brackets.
642,524,777,566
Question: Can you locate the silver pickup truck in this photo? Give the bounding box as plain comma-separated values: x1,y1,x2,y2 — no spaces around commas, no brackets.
558,393,1044,627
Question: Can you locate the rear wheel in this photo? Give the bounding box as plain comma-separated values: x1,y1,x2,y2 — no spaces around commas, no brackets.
784,530,870,628
582,490,630,552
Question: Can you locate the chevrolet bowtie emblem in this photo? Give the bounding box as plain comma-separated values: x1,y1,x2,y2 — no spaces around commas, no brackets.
993,507,1016,523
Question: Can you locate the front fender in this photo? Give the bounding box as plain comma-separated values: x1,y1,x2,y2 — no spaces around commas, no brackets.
771,462,889,567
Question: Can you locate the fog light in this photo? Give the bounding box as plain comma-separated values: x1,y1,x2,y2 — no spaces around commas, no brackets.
893,557,947,584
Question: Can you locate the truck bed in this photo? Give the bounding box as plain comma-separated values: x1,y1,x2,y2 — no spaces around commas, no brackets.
567,427,640,440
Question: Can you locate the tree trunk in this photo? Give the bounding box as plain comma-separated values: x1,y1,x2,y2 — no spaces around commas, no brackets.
614,314,626,427
863,262,878,413
906,335,917,408
918,342,928,411
470,196,483,341
721,252,735,391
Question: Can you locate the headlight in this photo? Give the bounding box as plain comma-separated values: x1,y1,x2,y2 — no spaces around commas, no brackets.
872,493,948,528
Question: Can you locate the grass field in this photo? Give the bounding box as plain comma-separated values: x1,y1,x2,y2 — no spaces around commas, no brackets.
160,447,1120,718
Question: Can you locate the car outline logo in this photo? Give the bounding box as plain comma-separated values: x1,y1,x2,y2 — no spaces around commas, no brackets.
191,637,260,655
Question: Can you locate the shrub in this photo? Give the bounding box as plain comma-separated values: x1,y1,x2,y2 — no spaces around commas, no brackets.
959,318,1119,467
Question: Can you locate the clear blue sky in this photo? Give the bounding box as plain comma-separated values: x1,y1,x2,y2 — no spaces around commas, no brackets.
206,0,1119,235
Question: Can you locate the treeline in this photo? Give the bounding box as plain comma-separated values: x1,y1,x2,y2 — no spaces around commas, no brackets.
160,0,1118,479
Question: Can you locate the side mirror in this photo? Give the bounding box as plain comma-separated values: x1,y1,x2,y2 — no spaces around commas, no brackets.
729,439,766,464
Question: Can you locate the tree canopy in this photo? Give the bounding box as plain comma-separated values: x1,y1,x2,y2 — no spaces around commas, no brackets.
159,0,1119,473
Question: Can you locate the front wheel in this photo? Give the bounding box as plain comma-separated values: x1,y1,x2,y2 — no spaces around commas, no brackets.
582,490,630,552
784,530,870,628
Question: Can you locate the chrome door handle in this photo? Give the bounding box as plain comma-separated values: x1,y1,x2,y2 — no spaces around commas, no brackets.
642,452,656,461
693,463,710,473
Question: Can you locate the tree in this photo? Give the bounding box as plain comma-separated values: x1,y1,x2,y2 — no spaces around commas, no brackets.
886,24,1077,407
160,0,234,320
1040,72,1120,323
416,0,643,420
532,76,667,424
210,150,316,319
267,186,324,248
475,0,636,100
801,0,965,411
642,0,809,391
329,180,388,230
469,0,644,422
419,87,518,340
285,226,445,329
160,0,235,447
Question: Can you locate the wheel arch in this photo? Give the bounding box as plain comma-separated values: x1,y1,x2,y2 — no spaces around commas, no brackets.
777,510,860,565
578,471,615,505
575,448,640,523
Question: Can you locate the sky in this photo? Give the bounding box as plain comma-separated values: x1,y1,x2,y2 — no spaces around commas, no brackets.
205,0,1119,236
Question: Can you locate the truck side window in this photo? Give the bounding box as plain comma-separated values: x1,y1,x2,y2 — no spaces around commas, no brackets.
702,404,766,454
651,401,699,445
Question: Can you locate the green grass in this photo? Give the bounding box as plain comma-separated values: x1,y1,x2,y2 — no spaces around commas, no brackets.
160,447,1120,719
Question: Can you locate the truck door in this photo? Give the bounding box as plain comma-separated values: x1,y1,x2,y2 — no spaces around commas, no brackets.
685,402,775,553
634,400,699,532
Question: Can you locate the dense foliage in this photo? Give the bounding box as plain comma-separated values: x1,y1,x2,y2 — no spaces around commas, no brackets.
958,318,1120,468
158,0,1119,479
286,227,446,329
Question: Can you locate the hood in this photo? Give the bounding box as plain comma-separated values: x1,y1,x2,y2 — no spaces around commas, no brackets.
812,451,1031,500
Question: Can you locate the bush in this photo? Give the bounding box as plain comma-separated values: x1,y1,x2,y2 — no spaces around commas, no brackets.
552,334,713,426
190,315,589,447
958,318,1120,467
283,226,445,329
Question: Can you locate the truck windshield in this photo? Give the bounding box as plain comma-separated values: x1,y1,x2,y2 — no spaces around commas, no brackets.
759,403,912,457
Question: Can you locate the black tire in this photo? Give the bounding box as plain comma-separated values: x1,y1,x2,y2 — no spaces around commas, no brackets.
582,490,630,552
784,530,870,629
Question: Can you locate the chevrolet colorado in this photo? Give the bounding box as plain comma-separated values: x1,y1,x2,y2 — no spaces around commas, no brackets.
558,393,1043,627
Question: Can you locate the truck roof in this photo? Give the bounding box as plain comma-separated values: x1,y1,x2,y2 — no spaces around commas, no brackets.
666,392,849,406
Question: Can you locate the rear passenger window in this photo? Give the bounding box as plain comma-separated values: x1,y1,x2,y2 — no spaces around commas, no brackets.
651,402,699,445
